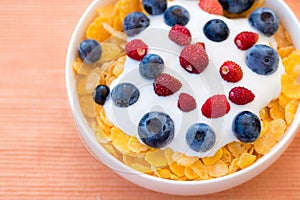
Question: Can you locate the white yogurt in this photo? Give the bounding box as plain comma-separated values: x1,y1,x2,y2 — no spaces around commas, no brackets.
103,0,284,157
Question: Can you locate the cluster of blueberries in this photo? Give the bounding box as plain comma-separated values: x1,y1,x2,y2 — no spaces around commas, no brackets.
77,0,281,153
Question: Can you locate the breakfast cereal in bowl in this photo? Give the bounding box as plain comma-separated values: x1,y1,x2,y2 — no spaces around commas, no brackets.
66,0,300,195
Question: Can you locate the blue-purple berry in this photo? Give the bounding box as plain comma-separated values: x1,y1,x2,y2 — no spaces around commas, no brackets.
138,112,174,148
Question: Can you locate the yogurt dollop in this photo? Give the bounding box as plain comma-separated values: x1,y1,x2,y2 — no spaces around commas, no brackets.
104,0,284,157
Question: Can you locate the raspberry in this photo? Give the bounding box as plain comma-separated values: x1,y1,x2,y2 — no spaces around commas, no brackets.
179,43,209,74
219,61,243,83
168,25,192,46
153,73,182,96
195,42,206,50
234,31,259,50
177,93,197,112
125,39,148,61
229,87,255,105
199,0,223,15
201,94,230,118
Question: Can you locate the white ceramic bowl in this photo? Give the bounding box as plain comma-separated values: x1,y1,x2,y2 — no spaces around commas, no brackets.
66,0,300,195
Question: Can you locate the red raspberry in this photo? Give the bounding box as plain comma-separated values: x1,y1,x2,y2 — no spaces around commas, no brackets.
177,93,197,112
153,73,182,96
201,94,230,118
125,39,148,61
195,42,206,50
219,61,243,83
168,25,192,46
234,31,259,50
229,87,255,105
199,0,223,15
179,43,209,74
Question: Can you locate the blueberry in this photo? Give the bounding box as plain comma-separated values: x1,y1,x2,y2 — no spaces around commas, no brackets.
92,85,110,105
78,39,102,64
186,123,216,152
138,112,174,148
139,54,164,79
111,83,140,107
164,5,190,27
246,44,279,75
218,0,254,14
249,7,279,36
123,12,150,36
142,0,167,15
203,19,230,42
232,111,261,143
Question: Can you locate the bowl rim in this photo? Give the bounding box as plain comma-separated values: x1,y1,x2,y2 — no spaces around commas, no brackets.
65,0,300,195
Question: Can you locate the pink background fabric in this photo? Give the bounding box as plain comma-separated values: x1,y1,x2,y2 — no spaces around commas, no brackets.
0,1,300,199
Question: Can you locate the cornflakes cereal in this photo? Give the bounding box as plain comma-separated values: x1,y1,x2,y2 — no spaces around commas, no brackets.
190,160,210,180
128,136,150,153
92,121,111,143
98,43,123,63
178,176,188,181
202,148,223,165
274,25,292,48
282,51,300,75
169,161,185,177
131,163,152,173
163,148,174,164
99,107,113,127
103,23,127,41
172,153,198,167
96,115,112,140
254,132,277,155
86,16,111,42
221,147,232,164
184,167,199,180
85,67,102,94
112,16,124,31
285,99,299,125
118,0,144,21
96,4,115,17
105,35,127,49
281,73,300,99
110,1,123,31
111,127,131,154
102,143,121,159
97,56,126,86
79,95,96,118
77,62,95,76
259,107,272,122
123,154,152,172
279,93,291,108
227,142,252,158
278,46,295,58
259,121,269,137
237,153,257,169
169,174,180,180
269,100,285,120
157,168,172,179
112,59,125,77
228,158,239,174
206,160,228,178
94,101,102,115
268,119,286,141
145,149,168,168
248,146,255,155
72,58,83,74
73,0,300,181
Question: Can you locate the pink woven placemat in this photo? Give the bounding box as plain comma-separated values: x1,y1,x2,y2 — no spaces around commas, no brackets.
0,1,300,199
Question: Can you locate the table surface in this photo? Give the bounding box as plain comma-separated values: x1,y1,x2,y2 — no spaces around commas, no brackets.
1,1,300,199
